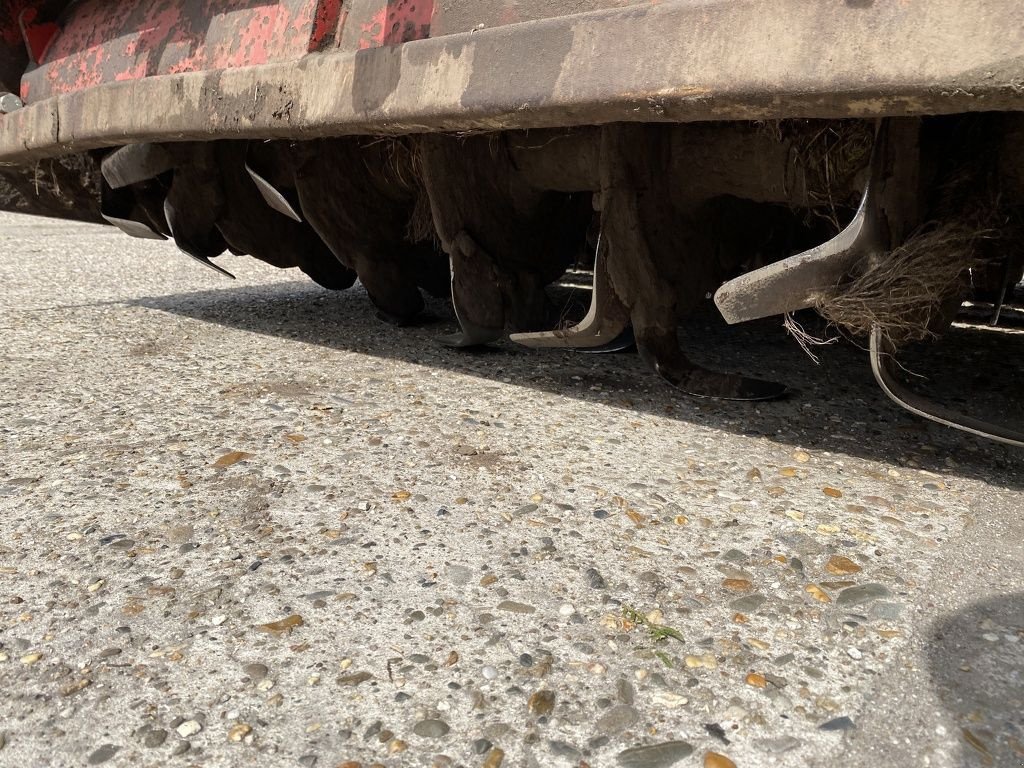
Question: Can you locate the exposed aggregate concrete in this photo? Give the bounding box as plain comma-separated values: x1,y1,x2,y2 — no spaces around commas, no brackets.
0,213,1021,768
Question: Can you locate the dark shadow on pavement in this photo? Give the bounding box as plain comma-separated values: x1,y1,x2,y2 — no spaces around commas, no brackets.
127,278,1023,489
927,594,1024,766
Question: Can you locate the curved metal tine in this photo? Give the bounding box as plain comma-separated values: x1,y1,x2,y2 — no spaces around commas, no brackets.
577,325,636,354
654,360,790,401
869,327,1024,448
438,323,503,348
245,152,303,222
714,120,890,325
510,234,629,348
100,179,166,240
162,198,235,279
101,143,178,189
102,214,167,240
439,259,502,348
989,258,1014,326
635,330,789,401
439,237,504,348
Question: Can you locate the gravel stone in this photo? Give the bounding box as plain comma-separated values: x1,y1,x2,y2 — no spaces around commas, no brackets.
596,705,640,735
616,741,694,767
836,583,893,607
175,721,202,738
549,740,582,760
1,214,1020,768
243,663,269,682
496,600,535,614
730,594,767,612
584,568,607,590
87,745,120,765
413,720,451,738
142,729,168,749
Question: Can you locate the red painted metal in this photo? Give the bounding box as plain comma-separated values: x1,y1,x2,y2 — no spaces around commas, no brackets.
18,6,60,64
310,0,345,50
22,0,349,101
1,1,33,48
357,0,435,50
0,0,32,91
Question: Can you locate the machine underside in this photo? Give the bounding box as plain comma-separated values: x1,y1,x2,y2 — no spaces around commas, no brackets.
1,0,1022,445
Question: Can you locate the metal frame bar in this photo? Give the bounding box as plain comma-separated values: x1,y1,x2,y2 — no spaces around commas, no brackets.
1,0,1023,164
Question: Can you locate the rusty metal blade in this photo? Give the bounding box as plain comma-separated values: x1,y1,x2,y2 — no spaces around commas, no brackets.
714,182,872,324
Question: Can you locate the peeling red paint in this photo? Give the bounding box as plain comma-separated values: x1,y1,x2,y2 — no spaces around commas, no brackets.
12,0,446,102
359,0,434,50
23,0,349,101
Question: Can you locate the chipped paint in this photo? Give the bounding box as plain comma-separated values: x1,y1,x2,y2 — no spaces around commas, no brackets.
358,0,434,50
1,0,1023,166
22,0,349,101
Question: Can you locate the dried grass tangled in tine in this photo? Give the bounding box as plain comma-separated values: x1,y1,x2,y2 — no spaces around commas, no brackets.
811,220,989,348
403,138,439,245
762,119,875,231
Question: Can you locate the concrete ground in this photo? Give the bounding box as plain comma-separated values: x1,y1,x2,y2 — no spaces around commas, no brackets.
0,211,1021,768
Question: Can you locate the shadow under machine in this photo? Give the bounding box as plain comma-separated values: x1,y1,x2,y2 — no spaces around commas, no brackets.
1,0,1022,445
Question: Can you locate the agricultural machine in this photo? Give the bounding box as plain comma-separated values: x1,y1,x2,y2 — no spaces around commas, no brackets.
1,0,1022,444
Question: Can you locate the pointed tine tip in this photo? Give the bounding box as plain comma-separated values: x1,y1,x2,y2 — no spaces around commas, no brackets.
577,326,637,354
246,163,303,222
438,327,502,349
741,379,792,401
654,361,790,402
690,376,791,402
101,214,167,241
208,261,236,280
438,332,485,349
186,254,235,280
